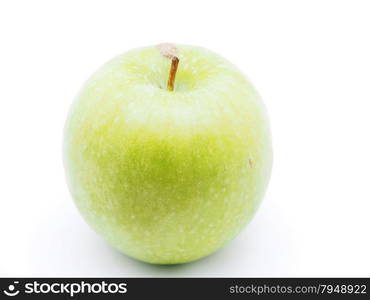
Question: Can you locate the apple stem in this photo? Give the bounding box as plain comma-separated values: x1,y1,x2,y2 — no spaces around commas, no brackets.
157,43,180,92
167,56,179,91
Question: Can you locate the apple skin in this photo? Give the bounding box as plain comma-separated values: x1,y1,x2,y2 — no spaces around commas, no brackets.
63,44,272,264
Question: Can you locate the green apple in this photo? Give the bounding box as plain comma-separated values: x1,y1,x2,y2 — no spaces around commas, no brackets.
63,44,272,264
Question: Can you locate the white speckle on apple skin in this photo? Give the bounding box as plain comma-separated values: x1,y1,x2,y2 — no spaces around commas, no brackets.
63,44,272,264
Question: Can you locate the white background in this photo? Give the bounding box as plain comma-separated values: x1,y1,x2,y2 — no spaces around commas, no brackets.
0,0,369,277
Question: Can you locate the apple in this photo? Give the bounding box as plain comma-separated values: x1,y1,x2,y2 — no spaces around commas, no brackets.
63,43,272,264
